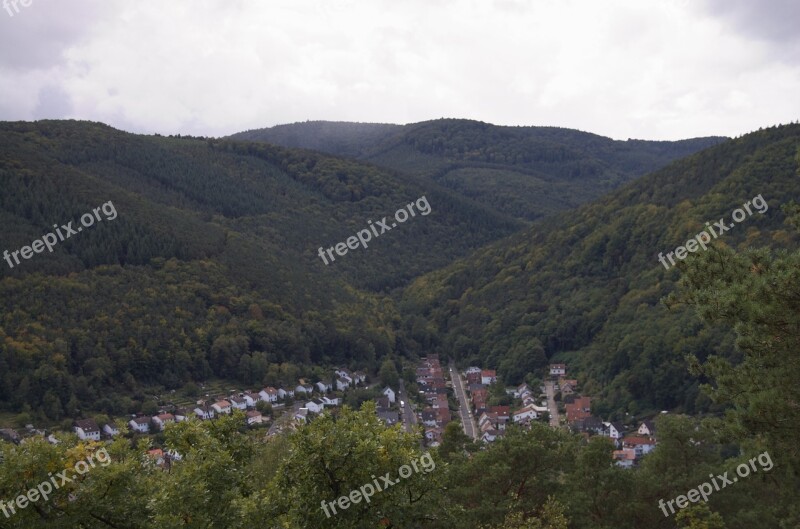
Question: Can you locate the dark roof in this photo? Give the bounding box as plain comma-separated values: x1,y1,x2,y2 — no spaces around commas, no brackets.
74,419,100,432
377,410,399,424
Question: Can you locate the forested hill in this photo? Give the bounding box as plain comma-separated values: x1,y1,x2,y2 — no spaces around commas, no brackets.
231,120,401,158
399,123,800,419
0,120,519,420
231,119,728,221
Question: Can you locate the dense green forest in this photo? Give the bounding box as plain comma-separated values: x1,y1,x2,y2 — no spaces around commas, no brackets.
0,120,520,421
0,119,796,430
232,118,727,221
399,124,800,419
1,118,799,527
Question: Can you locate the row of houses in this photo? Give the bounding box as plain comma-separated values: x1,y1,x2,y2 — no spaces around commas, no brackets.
124,371,372,436
464,366,496,418
475,382,552,443
417,355,450,446
509,382,550,424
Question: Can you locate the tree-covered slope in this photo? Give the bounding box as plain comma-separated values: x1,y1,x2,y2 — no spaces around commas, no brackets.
0,120,520,420
230,120,401,158
232,118,727,221
399,124,800,418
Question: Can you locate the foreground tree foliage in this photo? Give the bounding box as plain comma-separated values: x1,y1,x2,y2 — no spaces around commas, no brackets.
0,392,796,528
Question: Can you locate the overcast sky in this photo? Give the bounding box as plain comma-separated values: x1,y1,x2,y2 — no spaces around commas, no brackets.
0,0,798,140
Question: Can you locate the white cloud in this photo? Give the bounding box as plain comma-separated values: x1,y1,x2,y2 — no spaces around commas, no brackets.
0,0,797,140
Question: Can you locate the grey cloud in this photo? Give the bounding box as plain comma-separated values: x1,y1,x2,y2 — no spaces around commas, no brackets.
699,0,800,55
0,0,115,71
32,83,73,119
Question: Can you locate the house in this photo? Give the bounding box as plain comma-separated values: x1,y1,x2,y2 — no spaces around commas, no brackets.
383,387,396,404
193,406,215,420
146,449,165,466
603,422,625,440
468,382,486,393
478,412,498,430
565,396,592,423
316,381,332,393
613,448,637,468
376,396,392,409
490,406,511,420
559,379,578,395
295,384,313,395
466,372,482,385
277,387,294,399
435,407,451,425
306,399,325,414
211,400,232,415
432,394,449,409
242,391,260,407
377,409,400,426
352,371,367,384
558,378,578,389
571,416,604,434
514,383,532,399
513,405,544,423
173,408,192,422
522,394,542,407
637,420,657,437
334,368,352,380
549,363,566,377
424,427,443,446
229,396,248,410
622,436,657,456
321,396,340,406
74,419,101,441
421,408,438,427
472,390,488,414
481,429,502,443
465,366,481,375
336,377,351,391
152,413,175,431
102,424,120,437
129,417,150,433
259,387,279,403
246,410,263,426
481,370,497,385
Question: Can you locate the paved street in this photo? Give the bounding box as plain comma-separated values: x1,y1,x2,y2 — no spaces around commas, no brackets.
544,380,560,428
397,379,418,433
449,361,477,439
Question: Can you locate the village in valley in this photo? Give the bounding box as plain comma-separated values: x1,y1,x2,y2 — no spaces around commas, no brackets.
1,358,659,470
